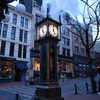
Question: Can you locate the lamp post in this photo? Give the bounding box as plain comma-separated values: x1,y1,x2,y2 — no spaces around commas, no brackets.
0,0,26,23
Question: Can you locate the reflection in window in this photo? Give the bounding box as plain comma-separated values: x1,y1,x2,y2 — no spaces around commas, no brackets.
1,41,6,55
2,24,8,38
11,27,16,40
9,43,14,57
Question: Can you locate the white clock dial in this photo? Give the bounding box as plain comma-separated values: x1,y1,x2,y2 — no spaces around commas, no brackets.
39,25,47,37
49,25,58,37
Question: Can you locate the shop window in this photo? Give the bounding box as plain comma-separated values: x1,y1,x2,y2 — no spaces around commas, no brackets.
63,64,66,71
1,61,13,78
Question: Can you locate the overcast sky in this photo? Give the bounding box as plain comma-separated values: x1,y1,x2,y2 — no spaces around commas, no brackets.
10,0,100,39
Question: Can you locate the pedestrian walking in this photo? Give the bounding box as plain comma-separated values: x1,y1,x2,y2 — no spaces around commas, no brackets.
96,70,100,95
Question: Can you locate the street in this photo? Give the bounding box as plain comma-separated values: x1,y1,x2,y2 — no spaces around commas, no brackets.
0,78,92,100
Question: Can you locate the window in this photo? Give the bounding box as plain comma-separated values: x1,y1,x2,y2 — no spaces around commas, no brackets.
12,14,17,25
65,29,69,36
11,27,16,40
35,2,41,11
62,37,66,45
36,15,41,23
23,45,26,58
80,40,83,45
74,57,78,62
66,38,70,46
0,23,2,36
90,51,93,57
34,26,37,38
24,31,27,43
74,37,78,43
81,48,84,54
96,54,99,58
9,43,14,56
1,41,6,55
19,29,23,42
25,19,28,28
75,46,79,53
20,17,24,27
18,44,22,58
62,48,66,55
89,36,92,41
2,24,8,38
67,49,70,57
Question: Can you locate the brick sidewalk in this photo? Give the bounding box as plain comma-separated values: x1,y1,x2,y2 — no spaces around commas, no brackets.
63,92,100,100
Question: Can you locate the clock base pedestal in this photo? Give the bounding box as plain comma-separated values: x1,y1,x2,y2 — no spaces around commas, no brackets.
34,86,64,100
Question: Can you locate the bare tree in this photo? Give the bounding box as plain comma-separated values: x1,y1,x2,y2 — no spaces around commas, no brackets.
64,0,100,93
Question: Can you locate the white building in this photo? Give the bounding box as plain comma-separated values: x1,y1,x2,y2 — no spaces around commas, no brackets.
0,4,32,82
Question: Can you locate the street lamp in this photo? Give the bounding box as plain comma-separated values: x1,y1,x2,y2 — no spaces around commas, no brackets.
0,0,26,23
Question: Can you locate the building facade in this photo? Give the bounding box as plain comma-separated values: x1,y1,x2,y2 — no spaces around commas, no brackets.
71,26,96,77
0,4,32,82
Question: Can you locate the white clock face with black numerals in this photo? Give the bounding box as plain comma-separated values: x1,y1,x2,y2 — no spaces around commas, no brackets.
39,25,47,37
49,25,58,37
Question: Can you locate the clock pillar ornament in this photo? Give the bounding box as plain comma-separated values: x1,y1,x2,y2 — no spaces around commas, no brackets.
34,15,64,100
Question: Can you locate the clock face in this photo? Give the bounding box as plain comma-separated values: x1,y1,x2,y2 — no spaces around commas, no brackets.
39,25,47,37
49,25,58,37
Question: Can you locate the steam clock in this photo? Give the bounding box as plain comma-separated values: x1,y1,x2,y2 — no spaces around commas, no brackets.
34,15,64,100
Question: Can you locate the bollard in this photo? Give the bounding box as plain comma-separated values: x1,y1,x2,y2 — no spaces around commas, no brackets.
74,84,78,94
16,93,19,100
86,82,89,91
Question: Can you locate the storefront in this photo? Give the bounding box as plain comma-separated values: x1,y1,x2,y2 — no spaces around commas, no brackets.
15,61,28,82
0,56,16,83
0,56,28,83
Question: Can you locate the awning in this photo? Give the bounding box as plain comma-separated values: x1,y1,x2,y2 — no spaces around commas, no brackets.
16,61,28,70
